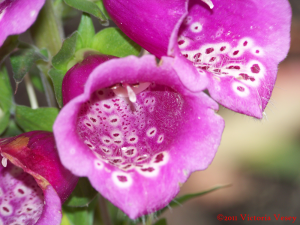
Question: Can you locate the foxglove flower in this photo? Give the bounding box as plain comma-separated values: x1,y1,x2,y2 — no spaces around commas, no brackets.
53,54,224,219
0,131,78,225
103,0,291,118
0,0,45,47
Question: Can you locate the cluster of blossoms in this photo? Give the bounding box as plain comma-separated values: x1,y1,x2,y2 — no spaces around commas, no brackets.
0,0,291,223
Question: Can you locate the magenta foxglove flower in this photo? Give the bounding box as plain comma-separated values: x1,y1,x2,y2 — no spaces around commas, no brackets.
0,131,78,225
103,0,291,118
0,0,45,47
53,54,224,219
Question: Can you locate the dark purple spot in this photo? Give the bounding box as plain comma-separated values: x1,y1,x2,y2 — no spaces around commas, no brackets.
86,123,91,127
239,73,250,80
178,40,185,45
130,138,136,142
137,156,147,161
233,50,239,55
112,159,122,164
243,41,248,46
104,104,111,109
2,207,9,212
113,133,119,137
228,66,240,70
150,130,155,135
194,53,201,59
98,90,104,95
209,57,216,62
250,77,256,82
194,26,199,30
205,48,214,54
220,46,226,51
117,176,128,182
237,86,245,92
18,189,25,194
87,144,93,148
126,149,134,155
256,50,260,53
114,141,121,144
104,139,110,143
154,153,164,163
90,117,96,123
122,164,132,170
111,118,117,123
213,69,221,73
251,64,260,73
141,167,155,172
27,208,32,212
183,54,188,58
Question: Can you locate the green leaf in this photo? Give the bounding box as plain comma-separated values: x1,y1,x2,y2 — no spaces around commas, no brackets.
154,218,167,225
77,13,95,50
29,66,44,92
159,184,230,215
64,178,98,207
64,0,108,25
0,35,19,65
92,28,141,57
0,66,13,135
48,68,65,107
1,120,23,137
95,0,111,20
15,106,59,132
63,195,98,225
52,32,78,72
10,44,47,84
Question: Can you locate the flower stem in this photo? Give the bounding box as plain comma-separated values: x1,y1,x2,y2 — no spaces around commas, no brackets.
24,74,38,109
98,194,112,225
146,214,154,225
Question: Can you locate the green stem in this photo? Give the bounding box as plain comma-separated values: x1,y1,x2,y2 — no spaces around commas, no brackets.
146,214,154,225
98,194,112,225
24,74,38,109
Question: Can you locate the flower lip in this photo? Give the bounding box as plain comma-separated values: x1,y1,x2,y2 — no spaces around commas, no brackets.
54,55,224,219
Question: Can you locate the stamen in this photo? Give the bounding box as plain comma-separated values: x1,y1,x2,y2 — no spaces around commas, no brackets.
1,154,7,167
202,0,214,9
126,85,137,103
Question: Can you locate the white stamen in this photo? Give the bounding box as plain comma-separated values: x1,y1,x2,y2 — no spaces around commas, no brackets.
126,85,137,103
112,82,151,99
1,155,7,167
202,0,214,9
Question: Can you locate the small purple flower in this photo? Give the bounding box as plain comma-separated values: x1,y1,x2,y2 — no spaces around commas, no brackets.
103,0,291,118
0,0,45,47
0,131,78,225
53,54,224,219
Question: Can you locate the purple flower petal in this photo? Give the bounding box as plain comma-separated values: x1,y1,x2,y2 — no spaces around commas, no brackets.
0,0,46,47
103,0,188,58
0,131,78,225
104,0,291,118
53,55,224,219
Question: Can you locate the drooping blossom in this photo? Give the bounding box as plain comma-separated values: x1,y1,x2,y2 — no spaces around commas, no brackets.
103,0,291,118
0,131,78,225
0,0,45,47
53,54,224,219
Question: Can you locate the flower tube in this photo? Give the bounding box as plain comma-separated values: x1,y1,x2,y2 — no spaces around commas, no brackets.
103,0,291,118
53,54,224,219
0,0,46,47
0,131,78,225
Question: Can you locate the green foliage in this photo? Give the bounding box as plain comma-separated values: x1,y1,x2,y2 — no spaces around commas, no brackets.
77,13,95,50
62,195,98,225
10,44,47,84
15,106,59,132
0,35,19,64
48,68,65,107
154,218,167,225
0,66,13,135
64,0,108,25
52,32,79,72
29,66,45,92
92,28,141,57
64,178,98,207
1,120,23,137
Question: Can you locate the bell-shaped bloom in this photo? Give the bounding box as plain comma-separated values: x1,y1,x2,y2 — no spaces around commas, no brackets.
0,131,78,225
103,0,291,118
53,54,224,219
0,0,45,47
